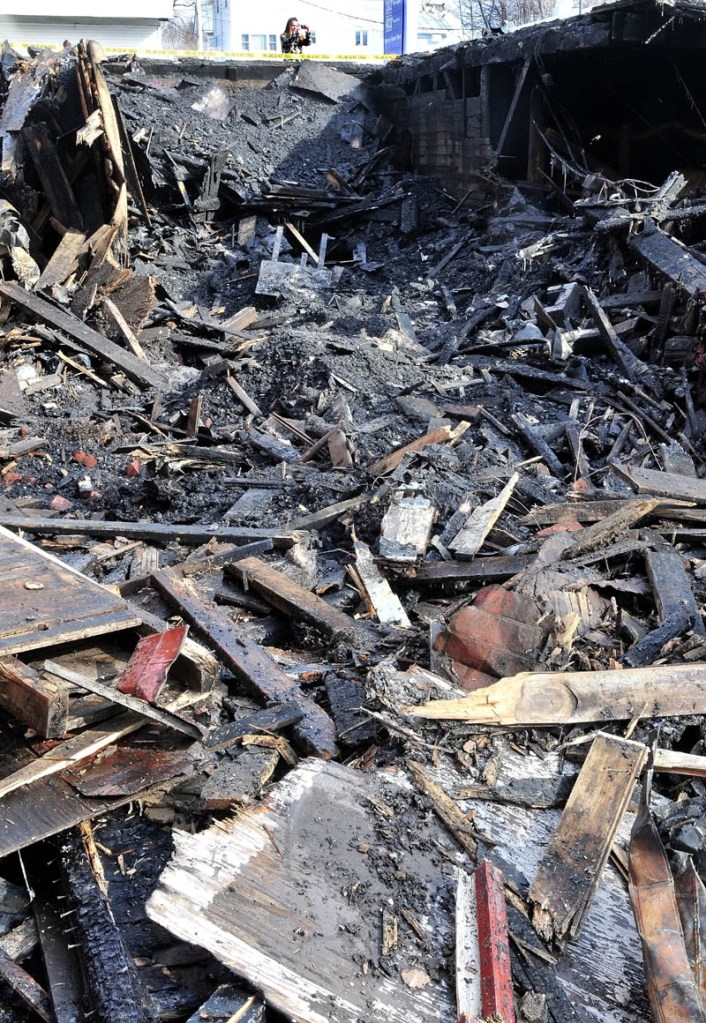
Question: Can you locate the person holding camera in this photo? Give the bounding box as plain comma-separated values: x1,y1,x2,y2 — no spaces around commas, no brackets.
281,17,313,54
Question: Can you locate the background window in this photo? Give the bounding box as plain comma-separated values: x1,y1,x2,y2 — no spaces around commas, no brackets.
241,34,249,49
355,29,368,46
269,34,277,50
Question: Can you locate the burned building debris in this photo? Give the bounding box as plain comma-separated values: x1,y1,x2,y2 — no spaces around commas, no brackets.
3,2,706,1020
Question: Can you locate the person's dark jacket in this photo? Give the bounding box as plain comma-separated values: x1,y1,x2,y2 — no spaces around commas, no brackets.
280,27,311,53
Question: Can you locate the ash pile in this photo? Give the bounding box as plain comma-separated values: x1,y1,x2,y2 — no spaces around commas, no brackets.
0,33,706,1023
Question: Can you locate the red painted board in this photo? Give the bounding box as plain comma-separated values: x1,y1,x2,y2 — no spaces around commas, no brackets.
117,625,188,702
475,859,515,1023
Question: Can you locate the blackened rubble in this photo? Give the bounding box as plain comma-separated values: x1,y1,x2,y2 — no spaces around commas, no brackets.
2,5,706,1020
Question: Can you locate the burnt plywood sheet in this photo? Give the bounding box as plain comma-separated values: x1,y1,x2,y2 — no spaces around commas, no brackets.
148,759,457,1023
0,723,124,858
0,525,141,655
431,759,650,1023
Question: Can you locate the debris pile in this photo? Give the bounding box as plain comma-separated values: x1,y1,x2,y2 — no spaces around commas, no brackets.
1,25,706,1023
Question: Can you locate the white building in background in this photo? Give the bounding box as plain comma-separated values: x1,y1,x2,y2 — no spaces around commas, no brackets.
0,0,173,50
209,0,462,55
210,0,383,54
417,2,463,48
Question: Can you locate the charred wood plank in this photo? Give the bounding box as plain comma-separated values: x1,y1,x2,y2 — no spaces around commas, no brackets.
511,413,565,477
380,493,436,562
0,281,165,390
36,229,88,290
58,825,155,1023
368,422,469,476
560,498,661,559
530,734,647,947
621,608,695,668
22,123,83,232
350,539,411,628
645,548,706,637
449,474,518,559
205,702,304,752
408,555,534,585
630,224,706,298
408,760,477,860
225,557,361,644
186,984,264,1023
0,514,295,548
611,464,706,504
30,882,84,1023
324,673,375,747
151,569,338,758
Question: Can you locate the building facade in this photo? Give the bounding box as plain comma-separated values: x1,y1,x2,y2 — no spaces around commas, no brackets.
0,0,174,51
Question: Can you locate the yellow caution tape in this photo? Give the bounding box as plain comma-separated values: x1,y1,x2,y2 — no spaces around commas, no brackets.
7,42,390,61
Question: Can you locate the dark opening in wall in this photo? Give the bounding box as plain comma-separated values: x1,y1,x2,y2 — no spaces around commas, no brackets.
463,66,481,99
536,47,706,187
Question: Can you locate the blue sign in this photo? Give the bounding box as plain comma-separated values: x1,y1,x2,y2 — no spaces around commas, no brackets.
384,0,405,55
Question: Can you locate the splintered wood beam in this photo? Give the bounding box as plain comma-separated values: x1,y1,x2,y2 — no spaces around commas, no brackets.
521,498,695,527
35,228,87,289
0,281,165,390
629,773,706,1023
151,569,338,759
368,422,469,476
449,473,518,559
530,734,647,947
408,760,477,860
560,498,661,559
225,557,361,643
102,295,149,361
0,657,68,738
583,287,654,384
404,663,706,725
